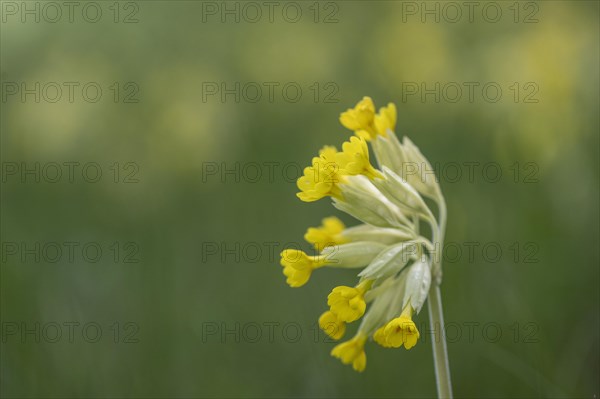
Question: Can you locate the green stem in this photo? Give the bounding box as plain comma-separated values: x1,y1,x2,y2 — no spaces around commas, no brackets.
427,284,453,399
428,193,452,399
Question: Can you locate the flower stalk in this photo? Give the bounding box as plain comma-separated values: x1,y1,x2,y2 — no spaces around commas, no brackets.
428,194,453,399
428,284,453,399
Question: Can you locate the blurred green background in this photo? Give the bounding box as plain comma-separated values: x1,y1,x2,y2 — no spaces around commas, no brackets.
1,1,598,397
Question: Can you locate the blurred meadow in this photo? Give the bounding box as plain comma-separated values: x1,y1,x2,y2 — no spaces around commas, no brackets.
0,1,598,398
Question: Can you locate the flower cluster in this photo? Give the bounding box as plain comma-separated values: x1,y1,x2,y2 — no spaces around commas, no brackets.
279,97,447,372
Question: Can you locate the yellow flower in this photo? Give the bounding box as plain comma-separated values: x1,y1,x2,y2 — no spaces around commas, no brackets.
279,249,327,287
318,145,338,163
318,310,346,340
339,96,375,132
331,334,367,372
296,137,381,202
304,216,347,252
278,97,450,374
327,280,372,322
296,146,344,202
335,136,382,180
374,305,420,349
340,98,397,141
374,103,397,137
373,325,393,348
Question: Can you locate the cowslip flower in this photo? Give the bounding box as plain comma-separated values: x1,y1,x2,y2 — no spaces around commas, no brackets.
278,97,451,396
340,96,397,141
330,334,368,372
280,249,328,287
327,280,372,322
279,243,387,288
373,304,420,349
304,217,347,252
318,310,346,340
296,146,343,202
